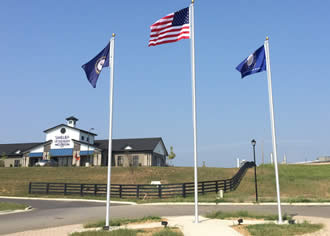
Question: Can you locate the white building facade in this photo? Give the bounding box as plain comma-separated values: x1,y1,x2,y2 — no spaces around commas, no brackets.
1,117,168,168
23,116,101,167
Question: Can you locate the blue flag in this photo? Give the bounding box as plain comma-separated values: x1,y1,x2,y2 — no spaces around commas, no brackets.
82,42,110,88
236,45,266,79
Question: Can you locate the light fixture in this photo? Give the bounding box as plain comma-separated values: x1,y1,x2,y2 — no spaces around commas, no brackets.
251,139,256,146
161,221,168,228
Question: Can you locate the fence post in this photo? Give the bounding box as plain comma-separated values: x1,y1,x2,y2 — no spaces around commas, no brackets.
64,183,67,195
202,182,205,195
80,184,84,196
158,185,162,199
29,182,32,194
182,183,186,198
215,181,219,193
46,183,49,194
224,180,227,192
119,185,122,198
94,184,97,196
137,185,140,199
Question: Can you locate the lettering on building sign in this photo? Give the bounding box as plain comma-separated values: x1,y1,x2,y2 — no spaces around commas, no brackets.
55,135,70,147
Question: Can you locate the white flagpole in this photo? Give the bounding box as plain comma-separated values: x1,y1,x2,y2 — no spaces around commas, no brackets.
264,37,283,224
190,0,199,224
105,33,115,229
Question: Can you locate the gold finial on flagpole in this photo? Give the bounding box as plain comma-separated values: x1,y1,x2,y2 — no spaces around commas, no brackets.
112,33,115,37
192,0,194,3
266,36,269,40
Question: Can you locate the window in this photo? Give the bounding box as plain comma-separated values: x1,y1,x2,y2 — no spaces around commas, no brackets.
117,156,123,166
81,136,84,141
87,137,89,142
14,160,20,167
133,155,139,167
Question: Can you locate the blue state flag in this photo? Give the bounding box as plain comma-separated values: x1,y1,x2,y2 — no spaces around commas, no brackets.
82,42,110,88
236,45,266,79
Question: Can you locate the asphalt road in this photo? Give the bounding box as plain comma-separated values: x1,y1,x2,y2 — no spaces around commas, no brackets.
1,197,330,235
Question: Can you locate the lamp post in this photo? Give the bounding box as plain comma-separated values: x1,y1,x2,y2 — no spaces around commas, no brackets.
88,128,94,166
251,139,258,202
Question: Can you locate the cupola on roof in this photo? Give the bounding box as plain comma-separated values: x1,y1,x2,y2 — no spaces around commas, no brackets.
66,116,78,128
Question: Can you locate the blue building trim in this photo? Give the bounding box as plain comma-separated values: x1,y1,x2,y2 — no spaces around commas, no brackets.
29,152,43,157
80,150,94,156
50,148,73,156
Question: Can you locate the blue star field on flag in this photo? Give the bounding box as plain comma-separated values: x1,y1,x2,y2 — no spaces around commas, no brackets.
236,45,266,78
82,42,110,88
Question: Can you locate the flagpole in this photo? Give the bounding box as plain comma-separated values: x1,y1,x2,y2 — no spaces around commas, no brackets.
105,33,115,230
190,0,199,224
264,37,282,224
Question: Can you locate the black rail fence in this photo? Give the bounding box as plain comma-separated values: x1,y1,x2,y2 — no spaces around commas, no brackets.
29,161,255,199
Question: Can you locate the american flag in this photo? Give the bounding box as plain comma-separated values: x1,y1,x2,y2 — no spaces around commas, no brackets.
149,7,190,47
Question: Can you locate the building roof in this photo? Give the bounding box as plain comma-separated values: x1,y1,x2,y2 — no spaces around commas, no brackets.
43,124,97,136
0,137,168,156
0,142,42,156
94,137,168,155
66,116,79,121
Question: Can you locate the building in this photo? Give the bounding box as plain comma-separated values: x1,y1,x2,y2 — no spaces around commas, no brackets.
0,117,168,167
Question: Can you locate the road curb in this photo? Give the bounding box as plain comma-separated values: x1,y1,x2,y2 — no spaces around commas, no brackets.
0,205,33,216
0,196,136,205
138,202,330,206
1,196,330,206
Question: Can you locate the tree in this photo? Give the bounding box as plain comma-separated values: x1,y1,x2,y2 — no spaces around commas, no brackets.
168,146,176,166
0,152,8,167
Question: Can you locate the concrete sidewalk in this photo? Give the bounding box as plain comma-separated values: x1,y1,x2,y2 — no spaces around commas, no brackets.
5,215,271,236
127,216,246,236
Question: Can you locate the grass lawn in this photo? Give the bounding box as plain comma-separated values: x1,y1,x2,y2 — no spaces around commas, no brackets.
0,164,329,202
0,202,27,211
70,228,183,236
0,166,234,197
70,229,140,236
224,164,330,203
245,221,323,236
79,216,182,236
84,216,162,228
205,210,292,221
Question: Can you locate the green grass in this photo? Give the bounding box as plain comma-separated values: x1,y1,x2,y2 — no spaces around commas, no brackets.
152,228,183,236
0,202,27,211
70,229,140,236
70,228,182,236
1,164,330,203
205,210,292,221
84,216,162,228
224,164,330,203
246,221,323,236
0,166,234,197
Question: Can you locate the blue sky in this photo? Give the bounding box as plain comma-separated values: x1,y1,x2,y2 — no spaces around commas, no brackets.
1,0,329,167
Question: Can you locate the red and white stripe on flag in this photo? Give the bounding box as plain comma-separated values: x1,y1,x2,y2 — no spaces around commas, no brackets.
148,10,190,47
